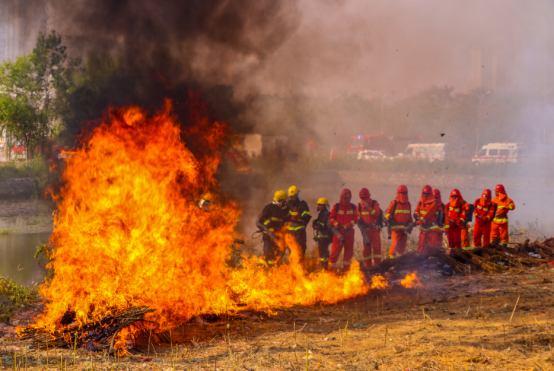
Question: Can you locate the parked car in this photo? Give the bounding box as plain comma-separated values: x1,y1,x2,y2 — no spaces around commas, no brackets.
472,143,527,165
397,143,448,162
357,150,392,161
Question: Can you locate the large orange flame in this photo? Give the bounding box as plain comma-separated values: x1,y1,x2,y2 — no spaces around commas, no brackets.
33,98,369,339
369,275,389,289
400,271,422,288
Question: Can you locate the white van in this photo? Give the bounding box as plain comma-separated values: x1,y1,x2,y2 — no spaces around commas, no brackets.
472,143,527,165
397,143,448,162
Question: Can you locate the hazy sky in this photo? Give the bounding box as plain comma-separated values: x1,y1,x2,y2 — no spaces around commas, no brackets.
244,0,554,98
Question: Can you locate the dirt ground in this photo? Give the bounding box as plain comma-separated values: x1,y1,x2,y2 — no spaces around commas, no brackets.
2,265,554,370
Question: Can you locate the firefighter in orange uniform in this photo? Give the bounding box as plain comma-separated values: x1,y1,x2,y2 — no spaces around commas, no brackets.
431,189,446,248
357,188,383,269
328,189,359,272
491,184,515,245
414,185,439,254
444,189,470,252
385,185,413,258
473,189,496,247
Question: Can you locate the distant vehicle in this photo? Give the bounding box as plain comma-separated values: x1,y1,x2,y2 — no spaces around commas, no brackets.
12,142,26,159
357,150,392,161
397,143,448,162
347,134,390,153
472,143,527,165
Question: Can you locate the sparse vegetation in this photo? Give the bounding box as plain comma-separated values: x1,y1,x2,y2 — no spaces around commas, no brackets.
0,277,39,322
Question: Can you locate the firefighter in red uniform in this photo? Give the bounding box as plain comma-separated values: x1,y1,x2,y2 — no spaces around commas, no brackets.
357,188,383,269
473,189,496,247
328,189,359,272
444,189,470,252
431,189,446,248
385,185,413,258
491,184,515,245
414,185,439,254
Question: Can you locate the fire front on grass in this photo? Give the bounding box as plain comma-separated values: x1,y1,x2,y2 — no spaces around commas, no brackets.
25,97,369,347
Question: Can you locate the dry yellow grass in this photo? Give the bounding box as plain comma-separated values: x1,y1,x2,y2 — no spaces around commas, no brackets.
3,267,554,370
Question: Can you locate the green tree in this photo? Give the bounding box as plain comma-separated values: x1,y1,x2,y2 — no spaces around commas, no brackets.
0,31,74,159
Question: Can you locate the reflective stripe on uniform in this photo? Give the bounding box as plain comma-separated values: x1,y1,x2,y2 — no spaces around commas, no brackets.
395,210,410,214
329,262,337,267
343,260,352,265
391,225,407,230
287,225,306,231
494,218,509,223
302,211,310,216
317,234,329,238
320,258,328,262
361,256,372,261
463,247,471,250
290,211,298,216
373,255,382,258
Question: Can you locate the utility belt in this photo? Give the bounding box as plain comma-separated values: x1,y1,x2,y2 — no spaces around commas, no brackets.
362,223,381,230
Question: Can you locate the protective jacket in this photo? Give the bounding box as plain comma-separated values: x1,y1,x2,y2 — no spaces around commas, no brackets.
414,194,439,229
358,198,382,230
492,193,515,225
473,196,496,225
385,193,413,231
329,202,359,233
313,208,332,240
286,199,311,234
444,197,470,230
258,203,289,240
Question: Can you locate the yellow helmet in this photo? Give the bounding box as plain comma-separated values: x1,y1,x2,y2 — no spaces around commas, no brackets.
273,190,287,202
288,185,300,197
200,192,213,202
316,197,329,205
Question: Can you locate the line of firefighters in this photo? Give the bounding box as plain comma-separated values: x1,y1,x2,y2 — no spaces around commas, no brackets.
256,184,515,272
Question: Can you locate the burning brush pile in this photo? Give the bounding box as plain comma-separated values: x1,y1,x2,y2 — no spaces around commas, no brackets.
18,99,369,352
365,238,554,277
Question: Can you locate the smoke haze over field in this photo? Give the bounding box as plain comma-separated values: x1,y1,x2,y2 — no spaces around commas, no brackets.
3,0,554,232
5,0,553,96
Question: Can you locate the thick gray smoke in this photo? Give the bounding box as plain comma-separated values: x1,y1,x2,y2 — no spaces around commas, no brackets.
44,0,302,86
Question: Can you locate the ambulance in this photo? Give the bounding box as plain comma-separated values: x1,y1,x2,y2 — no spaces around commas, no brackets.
471,143,527,165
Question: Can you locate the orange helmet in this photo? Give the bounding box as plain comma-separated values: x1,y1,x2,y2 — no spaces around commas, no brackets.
422,185,432,194
397,185,408,193
495,184,506,193
432,188,441,198
450,189,461,197
482,189,492,198
359,188,370,198
341,189,352,198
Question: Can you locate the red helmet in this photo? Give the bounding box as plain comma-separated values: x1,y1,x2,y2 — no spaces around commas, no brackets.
450,189,461,197
397,185,408,193
422,185,432,194
482,189,492,198
359,188,370,198
340,188,352,198
432,188,441,198
495,184,506,193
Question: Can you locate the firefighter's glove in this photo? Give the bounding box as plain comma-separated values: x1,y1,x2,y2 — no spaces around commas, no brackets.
456,220,465,227
338,235,346,243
